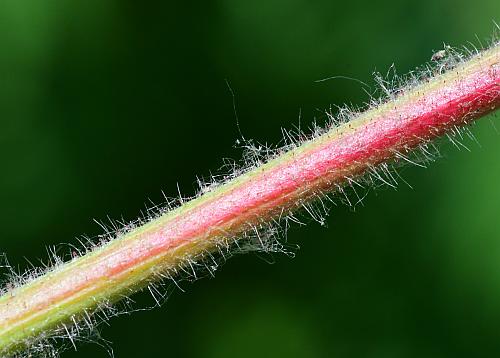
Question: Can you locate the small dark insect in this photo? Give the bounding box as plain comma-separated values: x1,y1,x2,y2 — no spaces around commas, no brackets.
431,45,451,62
431,50,447,61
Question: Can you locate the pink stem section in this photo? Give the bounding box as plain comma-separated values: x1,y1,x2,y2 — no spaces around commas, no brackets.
0,45,499,353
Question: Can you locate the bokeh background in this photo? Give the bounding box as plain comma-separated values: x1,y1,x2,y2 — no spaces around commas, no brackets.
0,1,499,357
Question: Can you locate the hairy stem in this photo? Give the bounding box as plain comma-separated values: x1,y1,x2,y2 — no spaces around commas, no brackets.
1,44,499,355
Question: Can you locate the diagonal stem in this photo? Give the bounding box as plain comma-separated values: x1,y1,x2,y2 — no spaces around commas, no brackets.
0,44,499,355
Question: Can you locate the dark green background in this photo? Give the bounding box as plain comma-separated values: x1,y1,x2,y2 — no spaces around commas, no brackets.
1,1,499,357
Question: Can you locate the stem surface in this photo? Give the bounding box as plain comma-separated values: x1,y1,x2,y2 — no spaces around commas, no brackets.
1,44,499,355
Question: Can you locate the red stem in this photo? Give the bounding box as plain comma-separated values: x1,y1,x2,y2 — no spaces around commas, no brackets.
0,44,499,355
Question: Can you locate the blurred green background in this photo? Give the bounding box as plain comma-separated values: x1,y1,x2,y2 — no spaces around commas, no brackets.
0,1,499,357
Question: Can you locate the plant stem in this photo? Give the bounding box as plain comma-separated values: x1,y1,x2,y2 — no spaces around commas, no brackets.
1,44,499,355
